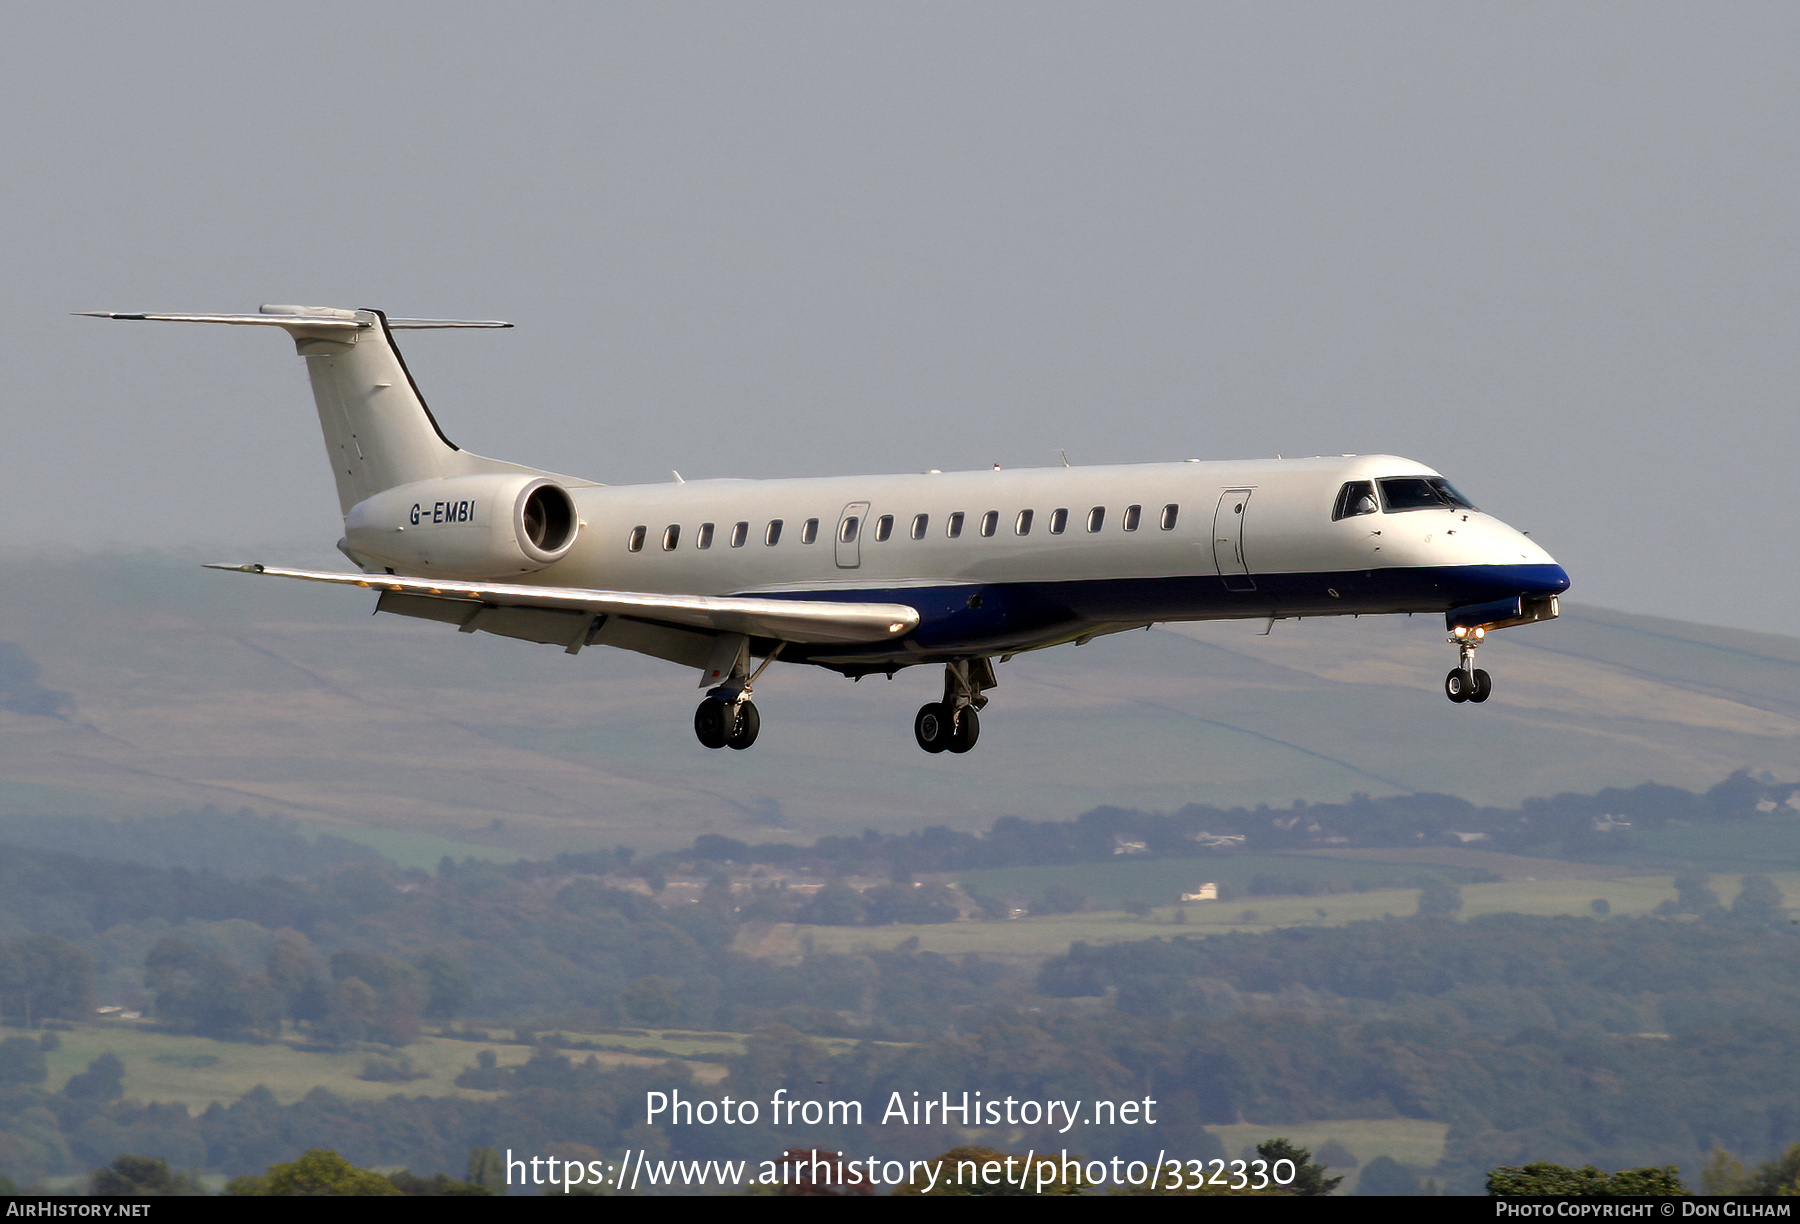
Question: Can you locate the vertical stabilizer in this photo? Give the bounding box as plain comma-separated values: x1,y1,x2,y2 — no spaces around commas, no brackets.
78,305,589,514
270,305,549,513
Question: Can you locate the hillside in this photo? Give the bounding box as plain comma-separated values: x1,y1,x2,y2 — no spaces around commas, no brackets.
0,551,1794,854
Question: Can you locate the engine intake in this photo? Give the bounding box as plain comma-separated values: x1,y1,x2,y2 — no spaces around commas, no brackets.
518,480,578,562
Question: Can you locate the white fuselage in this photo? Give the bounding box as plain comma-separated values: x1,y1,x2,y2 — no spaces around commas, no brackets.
546,456,1549,594
437,453,1569,671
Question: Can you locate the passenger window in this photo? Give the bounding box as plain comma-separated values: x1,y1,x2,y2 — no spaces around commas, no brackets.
1333,481,1380,520
911,513,928,540
730,521,749,548
1160,504,1179,530
802,518,819,544
1086,506,1105,533
1015,509,1034,536
662,524,680,551
980,511,999,538
697,522,714,549
947,511,965,539
628,525,647,553
875,514,894,542
1123,504,1142,532
765,519,783,546
840,516,860,543
1049,507,1068,534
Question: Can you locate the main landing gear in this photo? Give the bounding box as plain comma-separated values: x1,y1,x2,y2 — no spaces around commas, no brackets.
1444,625,1493,704
694,696,760,750
915,658,995,754
693,637,779,750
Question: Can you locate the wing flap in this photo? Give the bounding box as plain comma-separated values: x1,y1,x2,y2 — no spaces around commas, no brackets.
211,564,920,646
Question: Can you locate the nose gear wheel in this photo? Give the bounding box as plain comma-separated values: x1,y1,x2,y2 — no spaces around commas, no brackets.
1445,627,1494,704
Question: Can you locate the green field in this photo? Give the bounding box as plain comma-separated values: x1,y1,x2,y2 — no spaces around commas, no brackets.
955,854,1480,910
36,1025,735,1110
738,886,1433,963
1604,821,1800,874
740,871,1800,964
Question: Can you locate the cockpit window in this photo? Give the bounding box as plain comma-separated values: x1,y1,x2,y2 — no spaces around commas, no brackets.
1332,481,1379,521
1378,476,1477,513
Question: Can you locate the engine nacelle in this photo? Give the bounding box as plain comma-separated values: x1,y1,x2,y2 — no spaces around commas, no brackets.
342,475,579,578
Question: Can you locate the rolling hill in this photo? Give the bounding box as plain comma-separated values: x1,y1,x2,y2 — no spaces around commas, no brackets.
0,550,1793,854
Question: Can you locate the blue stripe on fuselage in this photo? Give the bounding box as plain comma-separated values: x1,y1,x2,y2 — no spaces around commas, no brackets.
751,563,1570,660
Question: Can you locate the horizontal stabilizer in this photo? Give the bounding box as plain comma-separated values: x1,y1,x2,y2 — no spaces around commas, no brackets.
76,310,510,329
207,564,920,646
83,304,575,515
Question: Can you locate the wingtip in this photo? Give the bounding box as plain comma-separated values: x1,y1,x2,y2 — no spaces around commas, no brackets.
204,563,266,573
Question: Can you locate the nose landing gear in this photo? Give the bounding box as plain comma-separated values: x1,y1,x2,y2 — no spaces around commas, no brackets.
1445,626,1492,704
915,657,994,753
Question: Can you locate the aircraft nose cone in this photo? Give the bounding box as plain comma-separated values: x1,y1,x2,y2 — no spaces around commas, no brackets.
1528,564,1571,594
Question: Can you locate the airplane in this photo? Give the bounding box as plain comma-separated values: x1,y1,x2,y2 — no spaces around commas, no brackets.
82,304,1569,754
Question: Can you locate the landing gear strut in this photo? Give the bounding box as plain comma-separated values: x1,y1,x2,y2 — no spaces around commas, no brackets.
1444,625,1492,704
693,637,779,750
915,658,995,753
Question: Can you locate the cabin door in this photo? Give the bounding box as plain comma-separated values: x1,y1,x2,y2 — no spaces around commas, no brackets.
1211,488,1256,592
835,502,869,569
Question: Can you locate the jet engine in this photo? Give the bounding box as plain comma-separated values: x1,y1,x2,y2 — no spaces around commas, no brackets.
341,475,580,577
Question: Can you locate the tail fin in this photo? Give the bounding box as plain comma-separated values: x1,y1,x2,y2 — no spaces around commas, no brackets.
79,305,590,512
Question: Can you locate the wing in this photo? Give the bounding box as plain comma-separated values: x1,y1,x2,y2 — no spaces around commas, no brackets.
206,564,919,654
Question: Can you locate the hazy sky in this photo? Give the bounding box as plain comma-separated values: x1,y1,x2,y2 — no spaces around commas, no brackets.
5,3,1798,635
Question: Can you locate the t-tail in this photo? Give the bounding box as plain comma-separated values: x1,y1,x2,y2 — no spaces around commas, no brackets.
80,305,594,578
